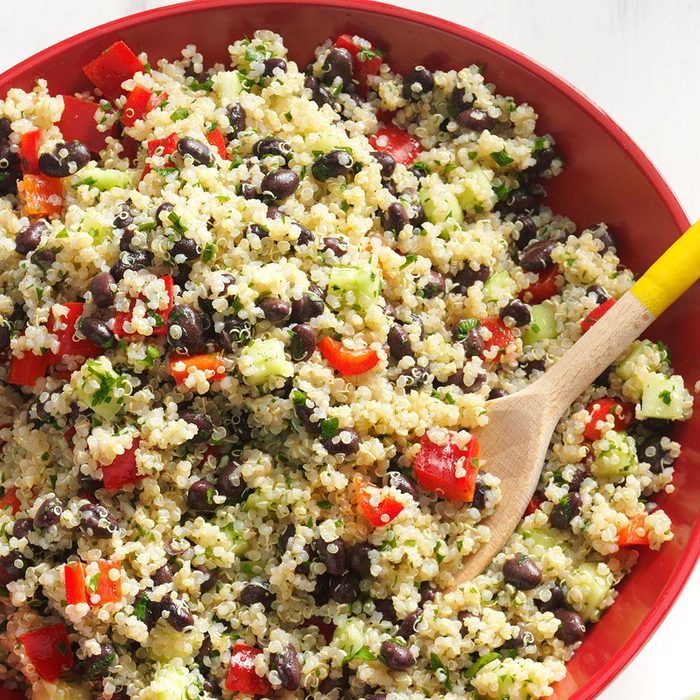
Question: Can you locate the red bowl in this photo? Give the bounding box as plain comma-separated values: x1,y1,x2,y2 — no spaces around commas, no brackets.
2,1,698,697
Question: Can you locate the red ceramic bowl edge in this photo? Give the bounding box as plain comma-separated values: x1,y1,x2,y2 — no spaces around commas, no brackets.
1,1,697,698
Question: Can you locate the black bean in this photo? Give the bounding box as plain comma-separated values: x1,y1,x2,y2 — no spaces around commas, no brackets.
215,462,247,504
501,627,534,650
323,428,360,456
585,285,610,305
226,103,246,140
568,468,588,492
304,75,332,107
168,304,206,355
330,573,358,603
550,493,582,530
421,270,446,299
293,222,315,246
453,263,490,294
641,418,673,434
401,366,429,391
240,582,275,610
531,146,558,174
79,502,118,538
367,695,387,700
462,329,485,358
457,108,495,131
177,137,213,166
154,202,175,226
272,643,301,690
448,87,474,118
403,66,434,100
290,323,318,362
312,150,354,181
110,249,153,281
0,142,21,195
318,675,346,694
253,137,292,160
258,297,291,324
637,434,674,474
81,643,117,681
537,584,566,613
520,240,557,272
187,479,218,513
118,228,136,253
387,323,413,360
33,497,63,529
418,581,435,605
311,572,332,605
0,118,11,141
349,543,374,578
78,474,103,494
261,168,299,201
500,299,531,327
380,640,415,670
0,322,10,354
383,178,398,196
161,594,194,631
15,220,47,256
372,151,396,178
322,47,354,89
375,597,398,623
12,518,33,540
170,236,200,262
397,608,422,640
0,551,27,585
458,609,480,634
489,388,508,400
153,564,173,586
469,477,487,510
503,555,542,590
262,57,287,77
513,214,538,250
322,236,348,257
31,249,55,269
520,359,546,376
294,394,320,435
408,202,426,227
113,206,133,230
180,410,213,442
385,471,419,502
503,189,536,214
38,140,90,177
553,608,586,644
590,226,617,253
290,286,324,323
215,318,252,350
79,316,116,350
314,538,346,576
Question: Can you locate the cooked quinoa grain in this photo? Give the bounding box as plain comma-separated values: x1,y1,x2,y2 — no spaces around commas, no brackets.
0,30,692,699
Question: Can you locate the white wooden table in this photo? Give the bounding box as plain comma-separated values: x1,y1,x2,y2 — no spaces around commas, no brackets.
2,2,698,698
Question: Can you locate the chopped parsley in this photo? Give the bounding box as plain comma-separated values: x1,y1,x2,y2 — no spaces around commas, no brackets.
454,317,481,340
319,417,339,440
202,241,216,264
659,389,672,406
490,148,514,167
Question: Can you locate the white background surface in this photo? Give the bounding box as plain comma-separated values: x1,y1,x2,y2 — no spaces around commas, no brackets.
1,1,698,698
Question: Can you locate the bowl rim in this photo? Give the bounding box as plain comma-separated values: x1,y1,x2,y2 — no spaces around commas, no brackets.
1,1,697,697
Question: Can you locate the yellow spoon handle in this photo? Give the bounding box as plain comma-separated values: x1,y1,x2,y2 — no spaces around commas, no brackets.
631,219,700,317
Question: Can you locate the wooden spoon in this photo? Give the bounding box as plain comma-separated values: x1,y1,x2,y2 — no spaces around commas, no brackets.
452,219,700,586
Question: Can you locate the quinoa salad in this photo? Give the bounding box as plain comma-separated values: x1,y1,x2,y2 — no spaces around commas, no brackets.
0,29,693,700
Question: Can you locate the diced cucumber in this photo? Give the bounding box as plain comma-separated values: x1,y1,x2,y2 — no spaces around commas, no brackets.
74,167,132,191
615,339,669,381
32,681,92,700
332,618,367,658
139,665,202,700
73,357,131,422
456,164,493,213
565,562,613,621
80,210,111,244
238,338,293,387
220,522,249,555
640,373,690,421
419,176,464,225
521,302,557,345
483,271,518,306
591,429,637,480
328,262,381,311
521,527,566,552
212,70,244,104
148,620,204,663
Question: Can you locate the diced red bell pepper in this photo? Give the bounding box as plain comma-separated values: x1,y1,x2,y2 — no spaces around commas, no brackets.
0,486,21,515
18,623,73,682
64,562,87,605
368,125,422,166
102,438,143,492
113,275,174,338
47,302,101,361
318,336,379,376
583,398,635,441
334,34,384,96
225,643,272,695
413,434,480,502
22,174,63,218
0,687,26,700
618,514,650,546
581,297,616,332
7,349,53,387
525,492,545,516
19,129,41,174
140,133,179,180
121,86,162,128
480,317,515,361
520,265,559,304
168,353,226,386
83,40,143,100
206,128,228,160
355,478,404,527
58,96,113,154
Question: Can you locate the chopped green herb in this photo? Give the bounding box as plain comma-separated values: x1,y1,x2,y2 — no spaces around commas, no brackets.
169,107,189,122
400,254,417,270
463,651,501,679
343,645,376,664
659,390,672,406
490,148,514,167
318,500,332,510
87,572,100,594
357,46,384,62
454,318,481,340
137,220,157,232
492,180,512,202
168,210,188,234
319,417,339,440
430,652,453,691
202,241,216,264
